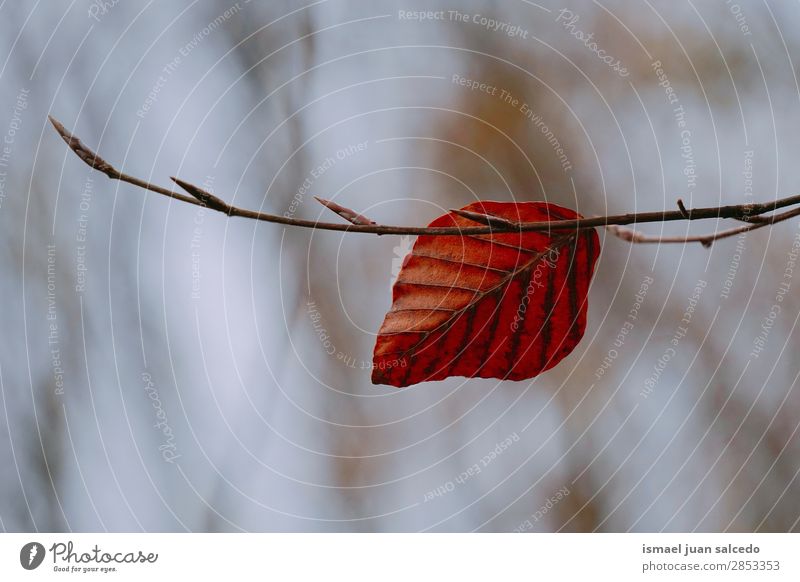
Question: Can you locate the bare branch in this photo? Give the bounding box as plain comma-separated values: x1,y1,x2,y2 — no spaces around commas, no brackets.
677,198,691,219
314,197,376,225
450,208,520,230
49,115,119,178
49,115,200,207
172,177,232,214
49,117,800,239
607,206,800,247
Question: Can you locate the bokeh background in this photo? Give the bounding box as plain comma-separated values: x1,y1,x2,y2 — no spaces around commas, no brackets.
1,0,799,532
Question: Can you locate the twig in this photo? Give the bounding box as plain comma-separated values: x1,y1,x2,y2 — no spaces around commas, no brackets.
450,208,521,230
172,177,232,213
606,205,800,247
314,197,376,225
49,116,800,239
49,116,199,207
676,198,691,219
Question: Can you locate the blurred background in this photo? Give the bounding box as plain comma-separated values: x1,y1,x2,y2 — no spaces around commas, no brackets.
1,0,799,532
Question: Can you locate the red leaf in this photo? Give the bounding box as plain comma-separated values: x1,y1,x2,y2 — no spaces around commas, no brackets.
372,201,600,387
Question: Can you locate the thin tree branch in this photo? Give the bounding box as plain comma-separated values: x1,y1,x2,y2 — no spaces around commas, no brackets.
450,208,521,230
676,198,691,219
678,197,767,224
313,197,376,225
49,116,201,207
171,177,231,213
49,116,800,239
607,205,800,247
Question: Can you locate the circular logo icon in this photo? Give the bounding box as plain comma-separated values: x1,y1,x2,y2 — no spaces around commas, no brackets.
20,542,45,570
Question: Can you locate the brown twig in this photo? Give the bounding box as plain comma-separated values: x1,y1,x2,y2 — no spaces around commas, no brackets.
606,205,800,247
49,116,800,240
171,177,232,213
313,197,376,225
450,208,521,230
676,198,691,219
